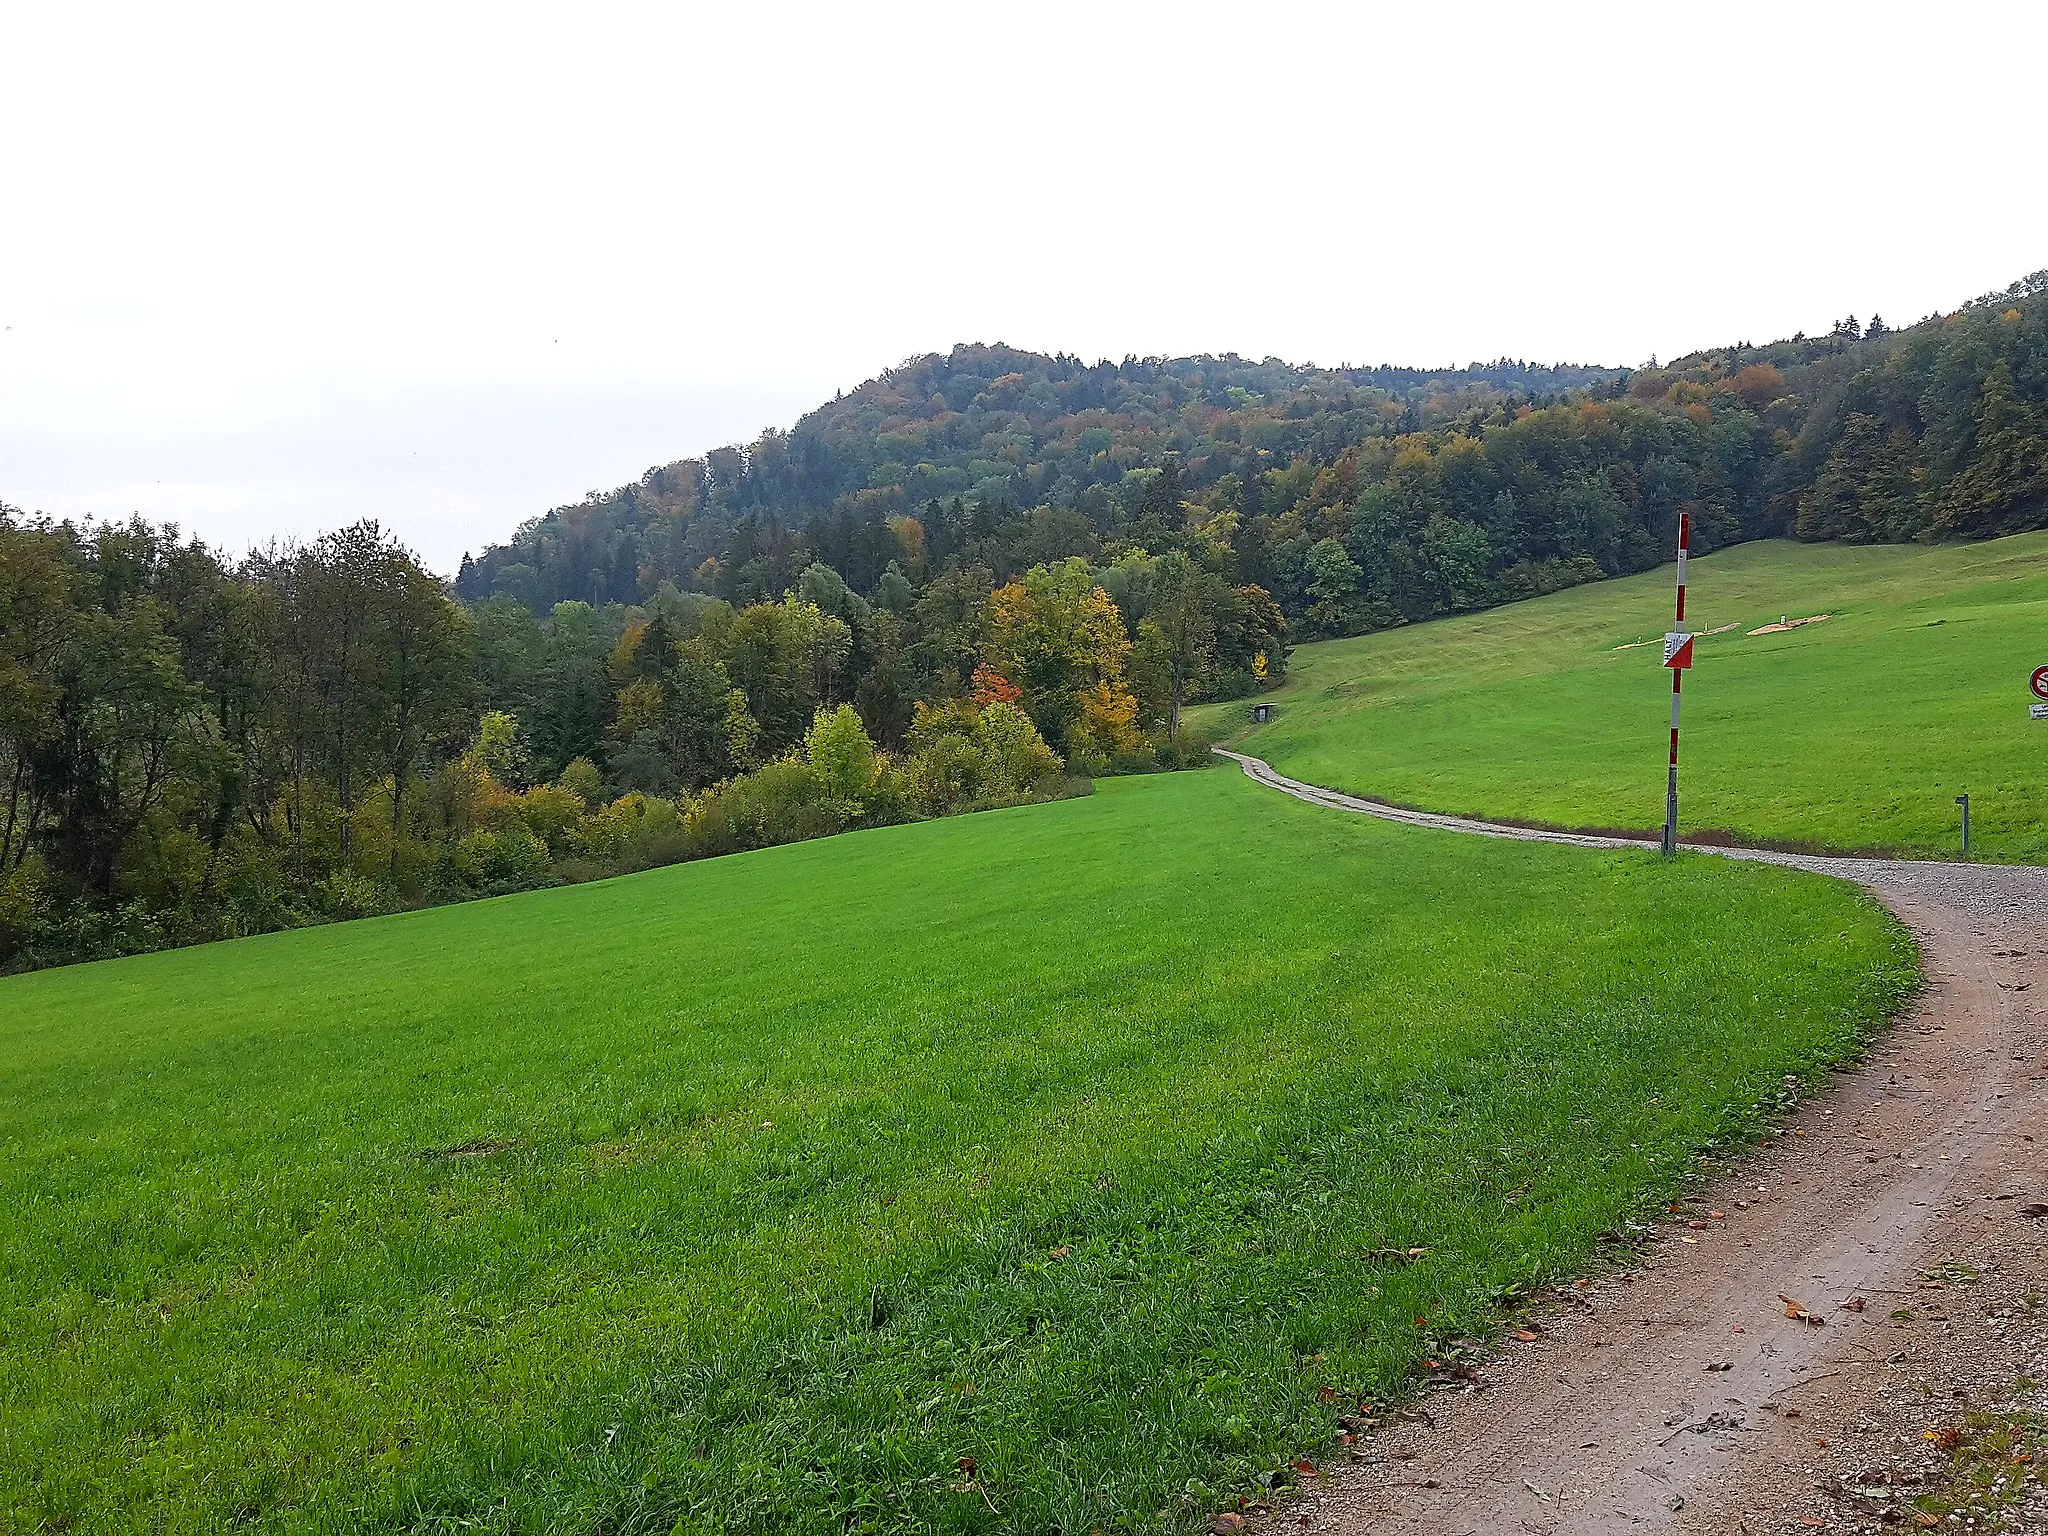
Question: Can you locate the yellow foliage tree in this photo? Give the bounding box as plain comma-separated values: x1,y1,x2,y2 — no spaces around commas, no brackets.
983,559,1134,753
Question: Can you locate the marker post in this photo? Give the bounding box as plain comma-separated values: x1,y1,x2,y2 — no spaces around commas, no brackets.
1660,512,1694,856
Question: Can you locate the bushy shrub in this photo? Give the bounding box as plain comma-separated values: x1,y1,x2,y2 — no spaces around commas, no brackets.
573,792,688,872
856,762,917,828
514,783,586,853
904,698,1065,811
455,821,551,890
973,703,1067,804
683,759,840,857
907,729,982,815
314,870,399,920
1086,728,1218,777
558,756,605,810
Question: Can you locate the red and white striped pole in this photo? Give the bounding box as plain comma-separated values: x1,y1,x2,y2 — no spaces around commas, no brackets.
1660,511,1693,855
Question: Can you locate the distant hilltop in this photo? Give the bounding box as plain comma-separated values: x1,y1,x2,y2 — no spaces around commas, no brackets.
459,272,2048,643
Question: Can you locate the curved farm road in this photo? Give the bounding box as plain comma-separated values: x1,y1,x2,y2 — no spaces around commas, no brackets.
1216,751,2048,1534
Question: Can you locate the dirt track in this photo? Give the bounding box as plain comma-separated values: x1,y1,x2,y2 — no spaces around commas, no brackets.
1216,751,2048,1533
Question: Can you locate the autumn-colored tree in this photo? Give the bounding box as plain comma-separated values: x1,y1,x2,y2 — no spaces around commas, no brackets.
983,559,1137,753
1729,363,1784,409
1070,680,1142,759
887,515,927,575
969,664,1021,706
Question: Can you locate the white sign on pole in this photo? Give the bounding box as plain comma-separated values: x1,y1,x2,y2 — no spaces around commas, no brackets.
2032,702,2048,721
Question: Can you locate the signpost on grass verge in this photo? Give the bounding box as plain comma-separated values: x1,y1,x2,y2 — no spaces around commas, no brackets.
1660,512,1694,856
2032,666,2048,721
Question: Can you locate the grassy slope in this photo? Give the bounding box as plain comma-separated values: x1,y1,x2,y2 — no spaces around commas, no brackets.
1191,533,2048,861
0,770,1910,1534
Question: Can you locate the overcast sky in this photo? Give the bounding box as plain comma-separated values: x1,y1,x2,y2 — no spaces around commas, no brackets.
4,1,2044,575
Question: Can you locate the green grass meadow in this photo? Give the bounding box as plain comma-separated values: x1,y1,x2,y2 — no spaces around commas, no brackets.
0,769,1913,1533
1191,533,2048,860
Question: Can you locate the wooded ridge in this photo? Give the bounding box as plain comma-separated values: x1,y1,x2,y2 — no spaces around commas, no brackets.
460,270,2048,638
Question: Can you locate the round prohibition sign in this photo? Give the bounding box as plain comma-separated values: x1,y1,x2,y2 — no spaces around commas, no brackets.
2033,666,2048,701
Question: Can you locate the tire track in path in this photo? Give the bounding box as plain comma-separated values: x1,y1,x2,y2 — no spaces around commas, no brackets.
1215,750,2048,1534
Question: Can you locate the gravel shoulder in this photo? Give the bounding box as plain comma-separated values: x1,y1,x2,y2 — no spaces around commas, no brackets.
1215,751,2048,1534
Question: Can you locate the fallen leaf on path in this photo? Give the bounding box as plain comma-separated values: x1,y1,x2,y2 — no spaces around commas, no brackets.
1841,1296,1865,1312
1209,1515,1246,1534
1513,1326,1544,1343
1779,1294,1826,1325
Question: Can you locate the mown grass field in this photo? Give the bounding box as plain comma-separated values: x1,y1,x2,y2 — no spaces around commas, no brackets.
1191,533,2048,861
0,769,1912,1534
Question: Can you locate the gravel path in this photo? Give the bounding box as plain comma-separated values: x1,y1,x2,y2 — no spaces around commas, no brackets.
1215,748,2048,924
1215,750,2048,1534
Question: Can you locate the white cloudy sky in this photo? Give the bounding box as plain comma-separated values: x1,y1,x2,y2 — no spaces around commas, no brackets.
4,1,2044,574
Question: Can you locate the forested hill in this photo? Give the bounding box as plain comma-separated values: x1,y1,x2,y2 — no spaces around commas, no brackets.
458,272,2048,638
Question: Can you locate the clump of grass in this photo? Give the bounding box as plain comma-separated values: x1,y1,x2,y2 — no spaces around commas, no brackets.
1913,1410,2047,1525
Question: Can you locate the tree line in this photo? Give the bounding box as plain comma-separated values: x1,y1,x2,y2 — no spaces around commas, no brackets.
460,271,2048,639
0,514,1277,971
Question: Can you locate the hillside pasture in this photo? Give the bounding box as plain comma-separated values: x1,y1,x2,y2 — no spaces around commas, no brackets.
0,770,1911,1533
1193,534,2048,860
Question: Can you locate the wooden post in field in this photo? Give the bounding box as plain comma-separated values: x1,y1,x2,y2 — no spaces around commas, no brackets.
1660,512,1695,856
